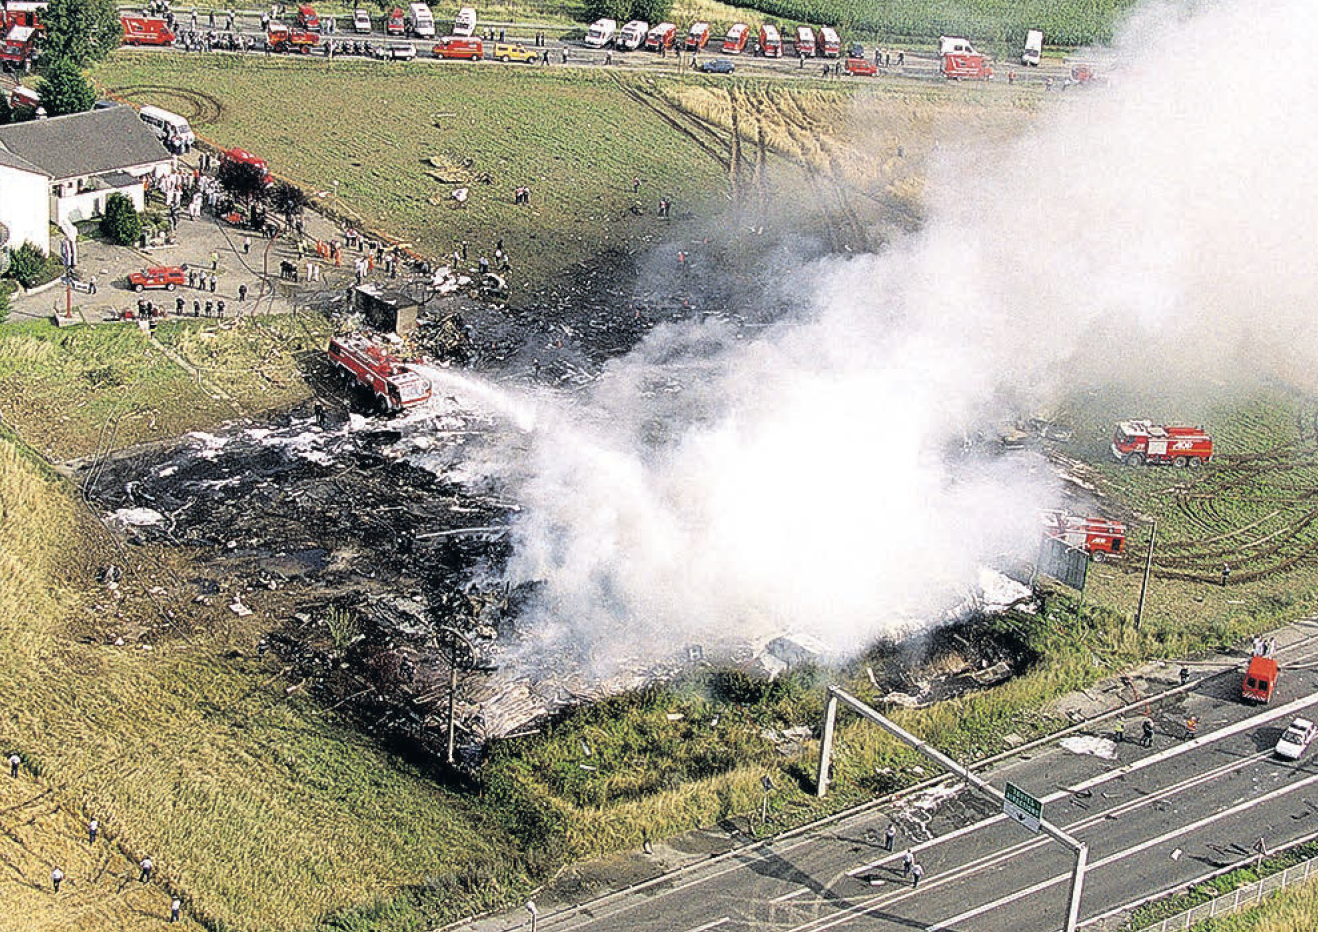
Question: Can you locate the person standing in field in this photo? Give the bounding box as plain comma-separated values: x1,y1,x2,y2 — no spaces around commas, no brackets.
88,819,98,844
171,898,182,922
884,822,897,851
139,857,153,882
51,867,64,891
8,753,19,778
911,863,924,888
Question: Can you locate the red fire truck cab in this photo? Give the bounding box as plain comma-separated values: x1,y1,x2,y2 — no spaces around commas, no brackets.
328,336,433,412
1042,511,1126,562
295,3,321,32
222,148,274,184
721,23,747,54
1112,420,1213,467
121,16,175,45
386,7,406,34
0,24,38,70
2,1,46,30
266,23,320,52
1243,655,1278,704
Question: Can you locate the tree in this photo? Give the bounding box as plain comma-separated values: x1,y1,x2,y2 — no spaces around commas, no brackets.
270,181,309,224
585,0,630,25
39,57,96,117
41,0,123,67
100,193,142,246
629,0,672,29
7,241,55,289
217,159,271,206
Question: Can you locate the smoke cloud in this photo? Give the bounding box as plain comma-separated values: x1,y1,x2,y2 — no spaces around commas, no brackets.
450,0,1318,677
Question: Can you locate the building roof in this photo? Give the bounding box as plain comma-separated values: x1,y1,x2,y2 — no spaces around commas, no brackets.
0,106,170,182
0,145,48,177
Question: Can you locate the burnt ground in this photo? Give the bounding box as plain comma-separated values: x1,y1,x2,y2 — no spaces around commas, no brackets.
74,220,1033,764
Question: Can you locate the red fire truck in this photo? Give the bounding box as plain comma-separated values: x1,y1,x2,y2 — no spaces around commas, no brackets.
1112,420,1213,467
2,1,46,30
327,336,432,412
1042,511,1126,562
939,35,992,79
121,16,175,45
0,24,37,70
386,7,405,34
266,23,320,52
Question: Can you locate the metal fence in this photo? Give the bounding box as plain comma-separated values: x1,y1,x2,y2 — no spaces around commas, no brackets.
1146,856,1318,931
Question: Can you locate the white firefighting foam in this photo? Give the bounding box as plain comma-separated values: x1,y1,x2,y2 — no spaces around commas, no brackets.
437,0,1318,678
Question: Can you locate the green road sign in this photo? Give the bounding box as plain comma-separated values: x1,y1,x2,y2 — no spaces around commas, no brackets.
1004,781,1042,834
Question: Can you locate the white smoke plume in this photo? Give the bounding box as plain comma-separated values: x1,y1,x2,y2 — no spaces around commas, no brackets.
458,0,1318,677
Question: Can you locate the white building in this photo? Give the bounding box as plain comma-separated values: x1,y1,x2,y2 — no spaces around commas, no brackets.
0,106,173,258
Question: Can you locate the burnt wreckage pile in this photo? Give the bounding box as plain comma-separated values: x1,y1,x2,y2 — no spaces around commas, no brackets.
80,406,539,754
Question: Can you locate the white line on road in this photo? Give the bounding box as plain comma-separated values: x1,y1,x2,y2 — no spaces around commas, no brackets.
771,889,810,903
683,919,730,932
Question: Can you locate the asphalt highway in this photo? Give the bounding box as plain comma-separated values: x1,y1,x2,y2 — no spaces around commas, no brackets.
459,620,1318,932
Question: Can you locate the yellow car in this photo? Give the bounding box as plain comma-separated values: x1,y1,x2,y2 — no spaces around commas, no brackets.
493,42,536,62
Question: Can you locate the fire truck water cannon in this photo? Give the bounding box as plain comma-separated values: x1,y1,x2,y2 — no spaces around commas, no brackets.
1042,511,1126,562
327,336,432,413
1111,420,1213,467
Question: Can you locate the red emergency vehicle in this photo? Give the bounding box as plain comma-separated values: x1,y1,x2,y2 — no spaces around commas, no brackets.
1042,511,1126,562
1111,420,1213,467
644,22,676,51
794,25,814,57
386,7,405,34
223,148,274,184
844,56,876,76
121,16,175,45
684,21,709,51
327,336,433,412
938,35,991,79
295,4,320,32
757,24,781,57
7,82,38,108
2,1,46,30
1243,655,1278,704
0,24,37,70
816,26,840,57
721,23,747,54
266,23,319,52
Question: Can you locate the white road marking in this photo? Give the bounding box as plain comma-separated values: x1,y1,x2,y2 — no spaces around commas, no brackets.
683,919,730,932
771,888,810,903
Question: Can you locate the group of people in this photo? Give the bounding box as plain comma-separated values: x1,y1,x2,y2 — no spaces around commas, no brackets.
9,753,181,920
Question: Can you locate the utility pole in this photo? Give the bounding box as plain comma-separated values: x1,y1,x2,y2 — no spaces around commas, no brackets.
817,686,1088,932
1135,519,1157,629
437,625,476,766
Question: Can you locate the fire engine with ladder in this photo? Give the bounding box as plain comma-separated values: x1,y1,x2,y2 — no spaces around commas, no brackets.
327,336,432,413
1042,511,1126,562
1111,420,1213,467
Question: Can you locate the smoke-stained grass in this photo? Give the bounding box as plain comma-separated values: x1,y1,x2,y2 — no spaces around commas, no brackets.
0,314,330,461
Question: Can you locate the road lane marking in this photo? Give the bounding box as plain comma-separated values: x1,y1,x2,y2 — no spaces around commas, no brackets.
771,889,810,903
924,767,1318,932
683,919,730,932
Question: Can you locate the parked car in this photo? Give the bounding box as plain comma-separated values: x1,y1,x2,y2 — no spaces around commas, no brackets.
1276,718,1315,760
492,42,535,62
353,9,372,32
844,56,876,76
128,267,186,292
700,57,734,73
383,41,416,59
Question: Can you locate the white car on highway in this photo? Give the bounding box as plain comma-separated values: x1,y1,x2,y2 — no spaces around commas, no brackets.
1276,718,1315,759
353,9,372,32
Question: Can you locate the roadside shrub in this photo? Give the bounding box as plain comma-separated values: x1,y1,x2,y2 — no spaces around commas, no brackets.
100,192,142,246
0,283,9,324
6,241,61,289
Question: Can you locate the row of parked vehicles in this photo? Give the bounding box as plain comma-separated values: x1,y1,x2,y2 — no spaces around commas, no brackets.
585,18,843,60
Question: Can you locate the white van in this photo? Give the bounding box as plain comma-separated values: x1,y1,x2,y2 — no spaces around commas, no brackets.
617,19,647,50
452,6,476,36
407,2,434,37
139,105,195,148
584,18,616,48
1021,29,1043,66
